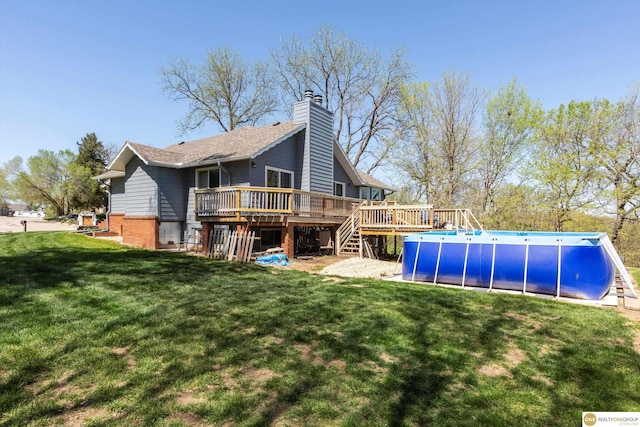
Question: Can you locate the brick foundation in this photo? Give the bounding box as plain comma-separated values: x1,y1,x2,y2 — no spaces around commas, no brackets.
122,215,159,249
201,223,213,256
108,213,125,236
282,224,295,258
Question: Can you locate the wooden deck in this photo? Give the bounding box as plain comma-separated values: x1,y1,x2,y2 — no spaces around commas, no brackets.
360,204,483,234
195,187,483,234
195,187,360,222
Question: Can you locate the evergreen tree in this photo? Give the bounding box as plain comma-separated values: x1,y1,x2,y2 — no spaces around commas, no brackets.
74,133,109,210
76,133,109,175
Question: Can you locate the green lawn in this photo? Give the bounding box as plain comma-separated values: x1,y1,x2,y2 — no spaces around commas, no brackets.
1,232,639,426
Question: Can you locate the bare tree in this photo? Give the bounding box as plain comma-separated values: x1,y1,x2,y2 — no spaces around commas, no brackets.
591,88,640,246
394,72,484,207
161,46,277,133
271,25,413,172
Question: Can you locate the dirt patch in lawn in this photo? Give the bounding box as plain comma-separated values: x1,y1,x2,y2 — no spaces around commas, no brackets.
478,363,512,378
294,341,346,372
62,407,110,426
287,255,353,274
619,307,640,323
477,340,530,380
240,366,279,382
166,413,205,426
177,390,207,405
112,346,136,369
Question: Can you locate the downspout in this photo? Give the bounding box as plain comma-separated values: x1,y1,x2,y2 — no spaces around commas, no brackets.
99,179,111,231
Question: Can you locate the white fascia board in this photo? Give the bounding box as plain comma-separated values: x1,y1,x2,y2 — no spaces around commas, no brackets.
333,139,364,185
105,143,134,171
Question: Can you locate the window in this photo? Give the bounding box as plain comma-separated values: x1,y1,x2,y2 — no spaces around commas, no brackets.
334,182,345,197
359,187,370,200
359,186,383,201
196,168,220,189
265,167,293,188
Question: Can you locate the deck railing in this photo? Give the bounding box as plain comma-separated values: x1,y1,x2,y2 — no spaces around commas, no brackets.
360,204,435,231
195,186,360,219
196,187,484,234
359,205,484,233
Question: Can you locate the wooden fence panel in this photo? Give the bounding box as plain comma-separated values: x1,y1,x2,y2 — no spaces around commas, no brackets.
208,229,256,263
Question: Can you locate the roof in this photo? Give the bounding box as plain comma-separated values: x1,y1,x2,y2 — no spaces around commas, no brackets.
8,203,29,211
103,119,394,192
94,170,126,180
357,169,396,192
106,121,306,171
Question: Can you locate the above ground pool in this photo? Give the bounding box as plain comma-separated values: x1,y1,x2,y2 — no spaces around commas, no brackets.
402,230,616,300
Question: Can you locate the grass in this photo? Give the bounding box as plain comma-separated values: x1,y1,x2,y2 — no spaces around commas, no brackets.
1,232,639,426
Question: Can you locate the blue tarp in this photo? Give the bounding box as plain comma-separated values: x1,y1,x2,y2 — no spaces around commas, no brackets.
256,253,290,267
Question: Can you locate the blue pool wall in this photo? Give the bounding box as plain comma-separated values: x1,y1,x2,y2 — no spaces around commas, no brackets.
402,230,615,300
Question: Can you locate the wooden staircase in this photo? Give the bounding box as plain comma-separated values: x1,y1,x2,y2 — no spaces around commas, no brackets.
335,202,377,258
336,202,485,259
336,204,361,255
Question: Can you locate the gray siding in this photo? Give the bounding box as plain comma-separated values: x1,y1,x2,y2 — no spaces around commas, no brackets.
308,102,334,193
157,168,186,221
226,160,251,186
110,177,125,213
185,187,199,238
125,156,158,216
333,158,359,198
251,135,298,187
294,99,334,194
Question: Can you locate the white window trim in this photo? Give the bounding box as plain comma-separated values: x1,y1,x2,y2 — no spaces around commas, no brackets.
195,167,220,189
334,181,346,197
265,166,294,188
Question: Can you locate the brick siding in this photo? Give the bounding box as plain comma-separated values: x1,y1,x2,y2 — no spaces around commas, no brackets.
122,215,159,249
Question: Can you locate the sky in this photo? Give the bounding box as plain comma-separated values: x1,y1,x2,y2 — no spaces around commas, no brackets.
1,0,639,170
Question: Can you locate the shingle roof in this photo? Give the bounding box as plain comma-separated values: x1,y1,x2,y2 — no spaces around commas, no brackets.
109,121,306,170
357,169,396,192
127,142,183,165
105,120,392,192
94,170,126,180
162,121,305,166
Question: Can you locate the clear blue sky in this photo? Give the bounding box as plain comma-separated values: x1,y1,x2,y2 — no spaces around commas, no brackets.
1,0,638,167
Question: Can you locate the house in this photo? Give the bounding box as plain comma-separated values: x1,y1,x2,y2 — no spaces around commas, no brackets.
97,91,397,256
1,203,43,217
